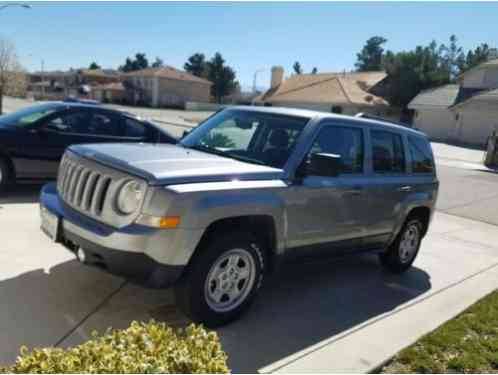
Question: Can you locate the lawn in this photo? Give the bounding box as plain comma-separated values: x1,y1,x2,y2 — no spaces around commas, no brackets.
381,290,498,373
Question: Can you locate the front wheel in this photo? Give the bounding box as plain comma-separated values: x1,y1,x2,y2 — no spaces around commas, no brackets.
174,232,266,327
0,158,11,192
379,218,423,273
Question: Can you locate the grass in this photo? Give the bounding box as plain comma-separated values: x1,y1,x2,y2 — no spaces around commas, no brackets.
381,290,498,373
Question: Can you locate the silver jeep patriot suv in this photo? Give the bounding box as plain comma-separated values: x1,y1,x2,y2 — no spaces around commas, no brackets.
40,107,439,326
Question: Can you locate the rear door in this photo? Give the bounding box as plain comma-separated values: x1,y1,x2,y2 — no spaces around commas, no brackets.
362,129,410,249
19,109,90,178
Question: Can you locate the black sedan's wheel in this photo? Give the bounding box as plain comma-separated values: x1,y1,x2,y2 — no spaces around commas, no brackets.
175,232,265,327
0,158,11,192
379,218,423,273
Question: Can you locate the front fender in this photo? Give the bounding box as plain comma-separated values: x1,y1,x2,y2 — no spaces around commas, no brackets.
187,190,286,250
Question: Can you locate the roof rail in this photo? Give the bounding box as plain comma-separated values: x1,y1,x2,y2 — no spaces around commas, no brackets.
355,112,411,128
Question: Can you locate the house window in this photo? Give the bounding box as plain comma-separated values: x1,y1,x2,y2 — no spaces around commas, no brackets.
455,113,460,121
331,106,343,114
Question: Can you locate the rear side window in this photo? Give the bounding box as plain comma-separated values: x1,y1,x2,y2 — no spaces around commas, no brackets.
87,112,121,136
409,136,434,173
371,130,405,173
124,118,148,138
308,126,364,174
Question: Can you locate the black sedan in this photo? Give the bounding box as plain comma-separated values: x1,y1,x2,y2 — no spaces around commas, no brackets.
0,102,177,190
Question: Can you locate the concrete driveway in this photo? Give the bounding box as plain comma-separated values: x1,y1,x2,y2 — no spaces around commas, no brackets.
1,181,498,372
1,98,498,371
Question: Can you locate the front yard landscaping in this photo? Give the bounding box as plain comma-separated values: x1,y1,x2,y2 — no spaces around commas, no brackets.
382,290,498,373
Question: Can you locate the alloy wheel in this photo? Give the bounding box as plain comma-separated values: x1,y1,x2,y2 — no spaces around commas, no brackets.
204,248,256,313
399,223,420,263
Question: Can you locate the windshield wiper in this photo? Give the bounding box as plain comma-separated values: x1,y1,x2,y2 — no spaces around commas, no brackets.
187,144,266,165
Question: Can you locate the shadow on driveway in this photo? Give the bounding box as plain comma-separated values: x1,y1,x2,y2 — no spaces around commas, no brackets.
219,255,431,372
0,184,43,205
0,251,430,372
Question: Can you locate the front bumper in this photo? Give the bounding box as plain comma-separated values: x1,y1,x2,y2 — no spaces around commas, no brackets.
40,183,202,288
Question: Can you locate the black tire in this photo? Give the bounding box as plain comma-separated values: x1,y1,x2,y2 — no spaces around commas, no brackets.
174,231,266,327
0,158,12,192
379,218,424,273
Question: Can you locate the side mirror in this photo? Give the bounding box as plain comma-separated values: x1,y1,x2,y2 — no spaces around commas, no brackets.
305,153,343,177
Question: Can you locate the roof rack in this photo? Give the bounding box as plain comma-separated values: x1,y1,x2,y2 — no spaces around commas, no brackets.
354,112,410,126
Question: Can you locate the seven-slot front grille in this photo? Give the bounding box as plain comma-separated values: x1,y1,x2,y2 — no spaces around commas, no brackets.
58,155,112,217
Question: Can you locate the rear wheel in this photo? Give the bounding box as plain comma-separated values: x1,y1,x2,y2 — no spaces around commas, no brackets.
0,158,12,192
174,232,266,327
379,218,423,273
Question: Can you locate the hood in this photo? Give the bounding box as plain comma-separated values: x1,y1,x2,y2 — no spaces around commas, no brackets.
69,143,284,185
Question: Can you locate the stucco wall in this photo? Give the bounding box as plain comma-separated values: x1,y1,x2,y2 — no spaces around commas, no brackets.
157,78,211,107
412,107,457,141
454,103,498,146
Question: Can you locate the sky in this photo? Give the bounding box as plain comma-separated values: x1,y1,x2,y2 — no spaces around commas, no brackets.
1,1,498,90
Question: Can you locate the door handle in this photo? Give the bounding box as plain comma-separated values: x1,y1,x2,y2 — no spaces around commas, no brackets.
398,186,412,192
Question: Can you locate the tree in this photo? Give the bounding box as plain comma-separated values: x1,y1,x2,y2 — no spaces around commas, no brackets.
88,62,101,70
355,36,387,71
463,43,490,71
0,37,24,114
206,52,237,103
184,53,207,77
151,57,164,68
119,53,149,72
439,35,465,80
293,61,302,75
382,41,449,108
311,67,318,74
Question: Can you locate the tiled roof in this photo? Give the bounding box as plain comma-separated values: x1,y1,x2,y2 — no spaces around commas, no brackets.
124,66,212,85
408,84,459,108
257,71,388,106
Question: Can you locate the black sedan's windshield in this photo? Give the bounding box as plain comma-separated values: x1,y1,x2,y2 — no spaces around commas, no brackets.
180,109,310,168
0,103,62,127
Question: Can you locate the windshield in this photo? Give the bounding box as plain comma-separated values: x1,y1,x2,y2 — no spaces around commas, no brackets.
180,109,310,168
0,103,61,127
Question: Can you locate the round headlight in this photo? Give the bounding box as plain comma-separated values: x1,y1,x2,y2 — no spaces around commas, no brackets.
116,180,143,215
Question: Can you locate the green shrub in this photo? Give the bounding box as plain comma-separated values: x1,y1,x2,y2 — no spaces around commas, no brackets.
1,321,229,374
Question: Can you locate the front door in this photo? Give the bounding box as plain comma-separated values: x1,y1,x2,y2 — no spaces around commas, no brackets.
286,124,369,255
19,109,91,179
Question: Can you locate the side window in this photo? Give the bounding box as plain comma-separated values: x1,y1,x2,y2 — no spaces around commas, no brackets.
307,126,364,174
409,136,434,173
371,130,405,173
124,118,148,138
45,111,89,134
87,112,121,136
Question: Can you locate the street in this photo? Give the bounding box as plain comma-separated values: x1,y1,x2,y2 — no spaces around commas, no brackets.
1,98,498,372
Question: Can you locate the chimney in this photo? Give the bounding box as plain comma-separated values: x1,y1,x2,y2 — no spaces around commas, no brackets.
488,48,498,61
271,66,284,89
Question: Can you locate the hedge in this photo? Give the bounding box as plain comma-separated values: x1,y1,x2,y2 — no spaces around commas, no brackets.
1,321,229,373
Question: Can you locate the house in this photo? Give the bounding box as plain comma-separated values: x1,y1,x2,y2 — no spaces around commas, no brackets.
408,84,459,141
28,69,121,100
123,66,212,108
254,66,391,117
91,82,126,104
408,49,498,146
